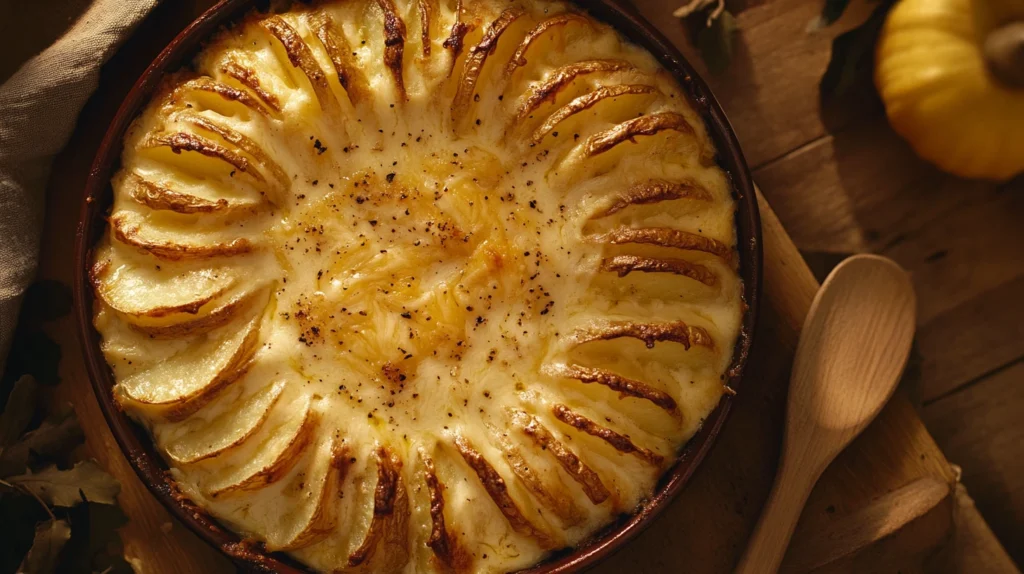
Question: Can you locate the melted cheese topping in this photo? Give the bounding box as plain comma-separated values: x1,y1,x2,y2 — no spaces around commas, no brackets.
91,1,744,572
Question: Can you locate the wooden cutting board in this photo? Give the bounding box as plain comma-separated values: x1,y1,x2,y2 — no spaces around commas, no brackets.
34,2,957,572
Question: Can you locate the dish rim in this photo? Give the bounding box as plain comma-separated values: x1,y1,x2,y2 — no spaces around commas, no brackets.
72,0,762,571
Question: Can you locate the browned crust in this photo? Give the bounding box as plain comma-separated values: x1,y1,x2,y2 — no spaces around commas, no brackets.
596,179,714,217
531,84,656,143
505,13,591,78
260,16,340,114
209,403,319,496
453,435,555,548
126,173,234,214
178,112,289,191
347,446,409,569
596,226,731,260
309,11,371,106
442,0,473,65
491,429,586,527
421,451,469,571
144,132,267,185
128,287,261,338
451,8,524,127
552,404,664,466
167,382,285,465
517,59,633,120
111,212,253,261
177,77,272,116
583,111,695,156
573,320,715,351
417,0,434,56
376,0,407,100
283,440,351,550
510,410,609,505
220,60,282,113
547,363,677,412
600,255,718,286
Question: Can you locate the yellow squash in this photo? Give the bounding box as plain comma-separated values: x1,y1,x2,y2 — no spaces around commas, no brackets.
876,0,1024,181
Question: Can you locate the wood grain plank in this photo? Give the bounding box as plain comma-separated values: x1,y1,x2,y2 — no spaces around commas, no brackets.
923,361,1024,566
635,0,879,168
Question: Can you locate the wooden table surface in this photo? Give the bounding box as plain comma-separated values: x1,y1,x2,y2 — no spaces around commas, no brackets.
15,0,1021,571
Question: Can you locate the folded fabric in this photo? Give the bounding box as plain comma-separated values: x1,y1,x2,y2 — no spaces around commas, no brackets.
0,0,158,369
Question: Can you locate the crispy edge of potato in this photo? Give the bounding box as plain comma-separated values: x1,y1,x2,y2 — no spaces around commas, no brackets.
128,285,265,339
220,59,283,113
208,400,320,497
110,211,254,261
91,253,234,318
125,172,249,215
452,434,556,549
516,59,633,121
279,439,352,550
176,76,273,117
442,0,473,68
375,0,408,101
505,12,591,78
582,111,695,157
529,84,656,144
260,15,341,115
309,11,371,106
600,254,718,287
450,7,525,128
552,404,664,466
544,363,678,413
595,226,731,260
490,422,588,525
166,380,286,465
347,445,410,570
178,112,289,192
509,409,609,505
420,449,471,572
143,132,267,186
572,319,715,351
417,0,435,57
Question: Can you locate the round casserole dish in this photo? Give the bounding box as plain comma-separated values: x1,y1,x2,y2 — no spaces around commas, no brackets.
74,0,761,572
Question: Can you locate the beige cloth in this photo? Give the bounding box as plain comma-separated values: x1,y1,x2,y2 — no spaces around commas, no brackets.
0,0,158,366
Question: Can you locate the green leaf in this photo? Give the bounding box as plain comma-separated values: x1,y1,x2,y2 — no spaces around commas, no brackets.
18,519,72,574
819,1,895,100
0,405,84,477
808,0,853,31
21,280,73,324
696,10,737,75
8,460,120,507
0,375,37,449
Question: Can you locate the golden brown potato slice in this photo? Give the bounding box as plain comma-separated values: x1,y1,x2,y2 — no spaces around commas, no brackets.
161,380,286,465
269,437,351,551
110,209,256,261
206,395,319,497
116,312,263,422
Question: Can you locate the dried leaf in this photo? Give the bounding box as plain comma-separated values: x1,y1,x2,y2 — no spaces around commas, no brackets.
4,331,62,386
819,1,894,100
61,502,132,574
18,519,71,574
8,461,120,507
21,281,73,324
807,0,853,31
0,375,37,449
696,10,737,75
0,406,84,477
0,493,50,573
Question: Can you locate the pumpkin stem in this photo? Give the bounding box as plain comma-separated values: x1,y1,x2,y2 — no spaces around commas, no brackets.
984,22,1024,88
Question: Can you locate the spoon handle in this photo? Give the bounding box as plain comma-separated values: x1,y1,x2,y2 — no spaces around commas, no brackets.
734,458,823,574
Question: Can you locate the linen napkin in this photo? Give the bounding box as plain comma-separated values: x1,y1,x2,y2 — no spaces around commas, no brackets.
0,0,159,369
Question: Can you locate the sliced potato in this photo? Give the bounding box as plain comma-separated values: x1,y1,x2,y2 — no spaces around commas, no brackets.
162,380,286,464
116,312,263,421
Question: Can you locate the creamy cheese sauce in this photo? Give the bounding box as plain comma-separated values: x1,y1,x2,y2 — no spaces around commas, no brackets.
92,1,744,572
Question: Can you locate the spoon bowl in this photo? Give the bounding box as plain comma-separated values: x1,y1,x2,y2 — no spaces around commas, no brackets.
736,254,916,573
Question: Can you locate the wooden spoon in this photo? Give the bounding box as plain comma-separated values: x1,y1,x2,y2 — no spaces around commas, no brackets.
735,254,916,574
